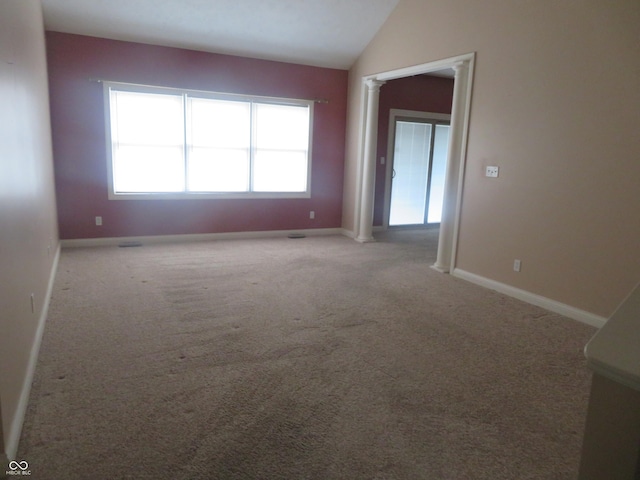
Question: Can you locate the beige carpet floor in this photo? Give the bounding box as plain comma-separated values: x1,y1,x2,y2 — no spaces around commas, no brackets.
18,229,596,479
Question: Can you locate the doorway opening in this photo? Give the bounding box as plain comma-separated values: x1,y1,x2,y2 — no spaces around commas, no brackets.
355,52,475,273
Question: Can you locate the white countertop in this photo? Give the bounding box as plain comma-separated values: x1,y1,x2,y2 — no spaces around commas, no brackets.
584,282,640,391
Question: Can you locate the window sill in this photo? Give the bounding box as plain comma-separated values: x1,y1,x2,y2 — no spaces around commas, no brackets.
108,191,311,201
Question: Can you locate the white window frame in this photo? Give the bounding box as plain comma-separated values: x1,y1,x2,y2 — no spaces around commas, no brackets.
103,81,314,200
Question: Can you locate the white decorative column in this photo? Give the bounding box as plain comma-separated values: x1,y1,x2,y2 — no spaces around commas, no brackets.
356,78,385,243
432,62,468,272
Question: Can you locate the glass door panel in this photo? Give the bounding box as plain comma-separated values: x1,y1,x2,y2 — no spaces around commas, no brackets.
389,121,432,226
427,124,450,224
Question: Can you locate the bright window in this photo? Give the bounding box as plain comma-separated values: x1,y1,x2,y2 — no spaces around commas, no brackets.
105,83,313,199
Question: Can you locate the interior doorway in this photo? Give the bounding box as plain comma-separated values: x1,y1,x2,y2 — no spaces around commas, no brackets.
386,112,451,227
356,52,475,273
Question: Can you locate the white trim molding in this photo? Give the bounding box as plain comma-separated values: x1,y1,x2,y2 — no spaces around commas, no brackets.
452,268,607,328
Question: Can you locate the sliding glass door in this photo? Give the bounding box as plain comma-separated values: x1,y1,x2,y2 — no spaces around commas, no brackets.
389,118,450,226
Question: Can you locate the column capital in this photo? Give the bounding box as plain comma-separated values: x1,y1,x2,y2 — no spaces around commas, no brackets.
451,62,467,75
364,78,386,91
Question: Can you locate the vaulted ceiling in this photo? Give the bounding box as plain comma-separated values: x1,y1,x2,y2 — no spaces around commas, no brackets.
41,0,400,69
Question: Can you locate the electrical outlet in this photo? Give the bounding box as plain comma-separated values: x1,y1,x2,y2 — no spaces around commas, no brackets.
95,216,103,226
513,259,521,272
485,166,499,178
309,211,315,220
380,156,385,165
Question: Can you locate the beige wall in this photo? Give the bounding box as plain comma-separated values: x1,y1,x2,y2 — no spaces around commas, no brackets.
0,0,59,458
344,0,640,317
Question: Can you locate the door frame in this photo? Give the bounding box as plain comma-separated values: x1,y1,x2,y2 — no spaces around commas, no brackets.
383,109,451,229
355,52,475,273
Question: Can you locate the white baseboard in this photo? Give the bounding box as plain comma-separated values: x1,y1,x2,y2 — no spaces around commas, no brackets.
341,228,356,239
452,268,607,329
5,245,61,461
61,228,346,248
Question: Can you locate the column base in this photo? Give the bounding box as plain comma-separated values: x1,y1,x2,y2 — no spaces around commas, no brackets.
430,263,449,273
355,236,376,243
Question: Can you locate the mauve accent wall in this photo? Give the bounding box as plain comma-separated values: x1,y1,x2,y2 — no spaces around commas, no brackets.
46,32,348,240
373,75,453,225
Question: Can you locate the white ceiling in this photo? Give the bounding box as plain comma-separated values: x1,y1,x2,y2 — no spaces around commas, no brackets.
41,0,400,69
